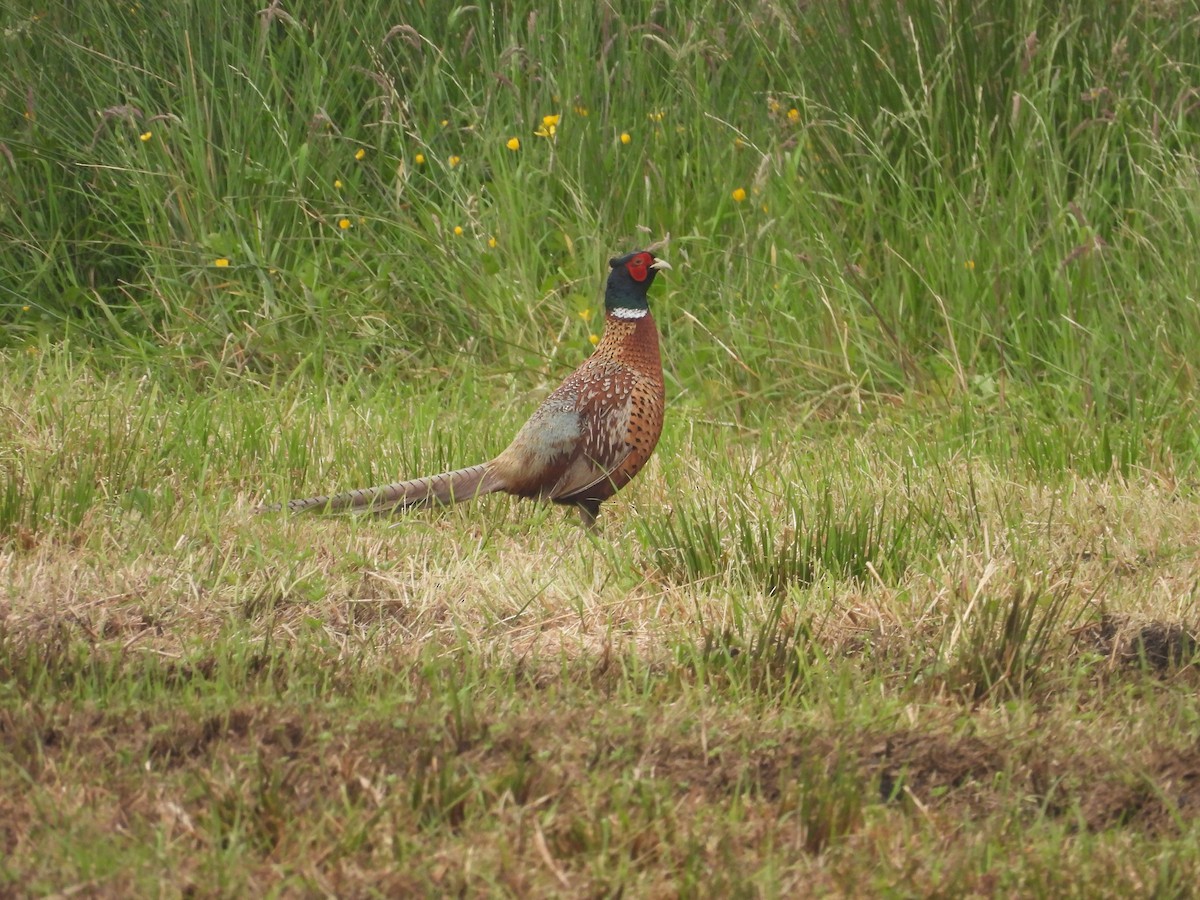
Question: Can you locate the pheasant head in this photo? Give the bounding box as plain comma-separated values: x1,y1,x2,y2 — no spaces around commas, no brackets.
604,250,670,319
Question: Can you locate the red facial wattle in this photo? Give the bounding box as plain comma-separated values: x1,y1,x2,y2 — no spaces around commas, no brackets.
626,253,652,282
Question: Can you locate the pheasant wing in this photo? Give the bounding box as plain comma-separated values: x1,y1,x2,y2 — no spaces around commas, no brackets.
547,367,637,502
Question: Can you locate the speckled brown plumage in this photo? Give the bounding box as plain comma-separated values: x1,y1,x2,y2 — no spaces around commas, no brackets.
257,250,669,527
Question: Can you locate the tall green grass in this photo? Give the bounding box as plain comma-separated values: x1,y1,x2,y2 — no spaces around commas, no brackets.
4,0,1198,409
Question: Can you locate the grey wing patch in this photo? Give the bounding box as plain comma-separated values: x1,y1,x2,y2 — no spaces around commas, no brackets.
500,399,583,473
549,390,634,500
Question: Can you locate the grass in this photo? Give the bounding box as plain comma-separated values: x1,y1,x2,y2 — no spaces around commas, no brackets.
3,0,1200,894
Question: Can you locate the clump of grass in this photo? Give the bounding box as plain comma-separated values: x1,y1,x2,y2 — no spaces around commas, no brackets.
687,589,823,701
938,579,1082,701
640,484,936,595
790,752,866,855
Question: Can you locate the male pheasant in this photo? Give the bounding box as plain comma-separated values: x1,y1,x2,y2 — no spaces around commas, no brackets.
259,249,669,526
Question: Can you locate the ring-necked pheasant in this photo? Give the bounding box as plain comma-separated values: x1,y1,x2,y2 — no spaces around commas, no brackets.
258,249,669,527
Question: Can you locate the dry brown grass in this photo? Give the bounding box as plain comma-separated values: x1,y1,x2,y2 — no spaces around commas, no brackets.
3,399,1200,894
4,448,1198,672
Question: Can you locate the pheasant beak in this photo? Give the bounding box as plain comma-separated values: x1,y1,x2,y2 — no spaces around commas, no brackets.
649,258,672,271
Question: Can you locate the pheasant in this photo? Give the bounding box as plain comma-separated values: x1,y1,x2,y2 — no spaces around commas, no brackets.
259,249,670,527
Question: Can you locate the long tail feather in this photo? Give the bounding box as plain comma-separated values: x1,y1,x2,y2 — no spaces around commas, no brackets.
256,463,499,515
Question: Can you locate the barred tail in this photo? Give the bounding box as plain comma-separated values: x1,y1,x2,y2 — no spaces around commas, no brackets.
256,463,499,515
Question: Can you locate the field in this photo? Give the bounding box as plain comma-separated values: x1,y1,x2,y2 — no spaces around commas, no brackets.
3,0,1200,895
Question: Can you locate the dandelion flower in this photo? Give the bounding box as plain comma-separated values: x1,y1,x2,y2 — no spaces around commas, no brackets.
449,155,461,168
338,218,351,230
620,132,631,145
453,225,464,236
214,258,230,267
355,148,366,161
139,131,152,142
506,137,520,151
415,153,426,165
731,187,747,202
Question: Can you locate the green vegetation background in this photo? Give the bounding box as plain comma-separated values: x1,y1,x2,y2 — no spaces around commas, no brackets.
5,0,1197,420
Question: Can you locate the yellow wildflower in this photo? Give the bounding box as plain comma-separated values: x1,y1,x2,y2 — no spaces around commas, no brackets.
22,305,30,312
214,258,230,267
338,218,351,230
487,236,498,248
355,148,366,160
588,333,599,346
506,137,520,151
453,225,464,236
787,108,800,123
965,260,976,270
415,153,426,165
574,104,589,116
334,179,343,189
578,308,593,323
620,132,631,145
542,114,560,128
731,187,747,202
449,155,461,168
139,131,152,142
